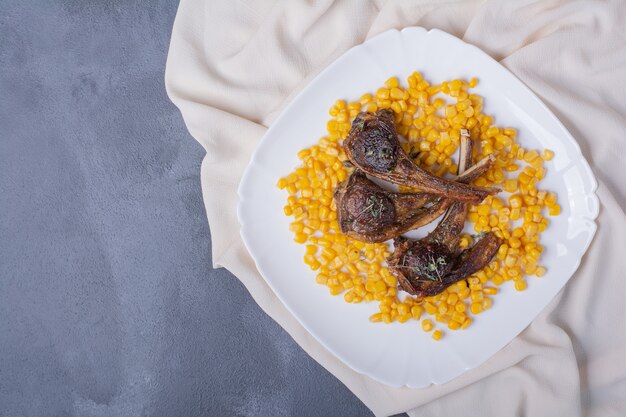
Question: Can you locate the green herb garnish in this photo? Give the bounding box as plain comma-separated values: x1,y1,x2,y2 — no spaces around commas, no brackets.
356,194,386,219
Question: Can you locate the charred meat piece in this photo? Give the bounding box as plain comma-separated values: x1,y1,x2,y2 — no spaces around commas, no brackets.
386,131,502,298
334,171,431,243
334,153,494,243
389,233,502,298
343,109,497,204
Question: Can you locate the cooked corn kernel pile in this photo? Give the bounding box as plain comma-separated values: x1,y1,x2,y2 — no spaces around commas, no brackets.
277,72,560,339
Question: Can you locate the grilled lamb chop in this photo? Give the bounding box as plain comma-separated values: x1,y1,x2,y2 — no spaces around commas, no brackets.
386,131,502,298
334,153,494,243
343,109,497,204
389,233,502,298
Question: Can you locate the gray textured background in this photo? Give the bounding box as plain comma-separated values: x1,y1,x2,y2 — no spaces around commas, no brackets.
0,1,404,416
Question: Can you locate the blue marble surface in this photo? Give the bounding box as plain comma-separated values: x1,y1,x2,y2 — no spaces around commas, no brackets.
0,1,409,416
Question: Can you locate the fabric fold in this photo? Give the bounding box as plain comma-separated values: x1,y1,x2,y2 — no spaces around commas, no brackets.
165,1,626,415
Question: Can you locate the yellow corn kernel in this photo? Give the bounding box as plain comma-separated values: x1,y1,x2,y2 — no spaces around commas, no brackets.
514,280,527,291
467,213,480,225
541,149,554,161
277,177,290,189
532,166,545,179
375,88,390,99
522,166,537,177
422,319,434,332
508,266,522,279
294,233,307,244
492,274,503,285
476,204,489,216
385,77,399,88
504,254,518,268
449,309,464,321
523,264,537,275
358,93,373,105
455,302,467,313
397,313,411,323
389,101,401,113
535,266,546,277
366,102,378,113
470,303,483,315
483,287,497,295
315,272,328,284
484,126,498,138
425,97,443,110
465,116,478,129
458,288,470,300
411,305,423,320
449,79,462,91
480,115,493,127
395,303,409,316
509,195,523,208
445,103,460,118
286,183,297,194
364,280,377,293
440,81,450,94
353,285,366,297
503,179,518,193
417,79,430,91
444,293,457,306
488,214,498,227
369,313,382,322
328,285,343,296
379,304,391,314
333,100,346,110
459,236,472,249
448,320,461,330
344,290,356,302
470,290,484,302
345,263,358,276
437,303,448,314
544,192,557,205
522,195,536,206
505,163,519,172
432,330,444,340
549,204,561,216
523,222,538,237
423,302,437,315
389,86,404,100
519,172,532,185
524,150,539,163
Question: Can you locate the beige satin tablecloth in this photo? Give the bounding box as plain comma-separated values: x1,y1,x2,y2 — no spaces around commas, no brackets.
165,1,626,415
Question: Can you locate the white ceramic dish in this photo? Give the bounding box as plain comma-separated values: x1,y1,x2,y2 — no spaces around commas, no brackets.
237,27,598,387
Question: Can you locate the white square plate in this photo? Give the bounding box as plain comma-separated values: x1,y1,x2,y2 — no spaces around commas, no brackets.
237,27,598,387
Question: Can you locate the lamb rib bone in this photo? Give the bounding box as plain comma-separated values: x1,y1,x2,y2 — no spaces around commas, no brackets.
334,153,494,243
343,109,498,204
386,130,503,298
